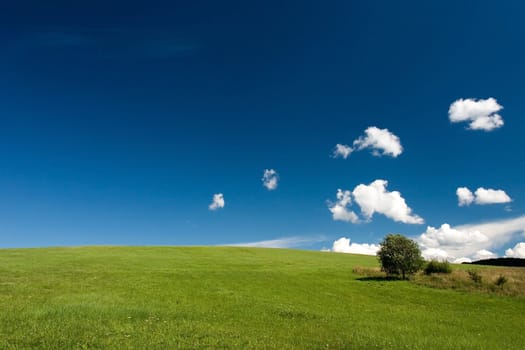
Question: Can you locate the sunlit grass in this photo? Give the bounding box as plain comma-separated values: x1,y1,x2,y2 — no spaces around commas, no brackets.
0,246,524,349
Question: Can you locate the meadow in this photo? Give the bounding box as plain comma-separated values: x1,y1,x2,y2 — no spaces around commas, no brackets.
0,246,524,349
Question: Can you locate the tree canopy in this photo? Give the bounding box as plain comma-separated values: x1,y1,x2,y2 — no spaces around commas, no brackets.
377,234,424,279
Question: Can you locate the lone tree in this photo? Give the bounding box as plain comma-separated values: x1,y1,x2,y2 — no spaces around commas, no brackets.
377,234,424,279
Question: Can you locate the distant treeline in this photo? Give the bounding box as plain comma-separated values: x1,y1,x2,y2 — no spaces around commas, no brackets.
463,257,525,267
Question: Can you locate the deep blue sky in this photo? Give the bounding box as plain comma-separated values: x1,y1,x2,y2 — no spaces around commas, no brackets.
1,1,524,259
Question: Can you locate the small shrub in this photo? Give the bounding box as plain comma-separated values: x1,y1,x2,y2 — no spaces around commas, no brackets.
468,270,482,283
495,274,508,287
424,260,452,275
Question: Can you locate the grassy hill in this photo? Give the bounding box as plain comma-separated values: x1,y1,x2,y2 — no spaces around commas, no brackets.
0,246,524,349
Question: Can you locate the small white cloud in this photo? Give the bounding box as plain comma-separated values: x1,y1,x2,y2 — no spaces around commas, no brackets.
456,187,474,206
456,186,512,206
505,242,525,258
330,237,380,255
262,169,279,190
353,126,403,157
332,144,354,159
473,249,497,260
208,193,225,211
352,180,424,224
328,189,360,223
448,97,504,131
474,187,512,205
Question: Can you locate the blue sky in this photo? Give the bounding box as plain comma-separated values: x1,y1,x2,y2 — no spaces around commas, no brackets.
1,1,524,261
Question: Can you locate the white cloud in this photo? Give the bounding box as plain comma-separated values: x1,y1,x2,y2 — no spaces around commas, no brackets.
421,247,450,261
262,169,279,190
456,186,512,206
453,257,472,264
353,126,403,157
328,189,359,223
352,180,424,224
473,249,497,260
456,187,474,206
208,193,225,210
332,144,353,159
225,235,326,248
448,97,504,131
420,224,488,254
329,237,380,255
417,215,525,261
328,181,423,224
505,242,525,258
474,187,512,205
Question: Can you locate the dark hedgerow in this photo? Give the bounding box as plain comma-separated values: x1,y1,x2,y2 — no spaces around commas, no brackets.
424,260,452,275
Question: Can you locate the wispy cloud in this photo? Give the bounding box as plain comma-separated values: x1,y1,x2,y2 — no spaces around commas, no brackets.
224,235,326,248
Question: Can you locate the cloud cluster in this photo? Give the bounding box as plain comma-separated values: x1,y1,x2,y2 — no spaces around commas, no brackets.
456,187,511,206
328,180,423,224
262,169,279,190
332,126,403,159
208,193,225,210
418,215,525,261
329,237,380,255
448,97,504,131
505,242,525,258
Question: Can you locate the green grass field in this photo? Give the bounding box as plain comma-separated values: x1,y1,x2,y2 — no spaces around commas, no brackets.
1,246,524,349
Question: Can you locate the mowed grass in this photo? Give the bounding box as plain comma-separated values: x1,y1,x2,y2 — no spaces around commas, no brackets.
0,247,524,349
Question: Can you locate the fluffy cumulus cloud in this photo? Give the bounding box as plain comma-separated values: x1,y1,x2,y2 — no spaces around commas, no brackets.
329,237,380,256
505,242,525,258
328,180,423,224
331,126,402,159
474,187,512,205
418,215,525,261
456,187,474,206
328,189,359,223
456,187,511,206
353,126,403,157
448,97,504,131
208,193,225,210
352,180,424,224
262,169,279,190
332,144,353,159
